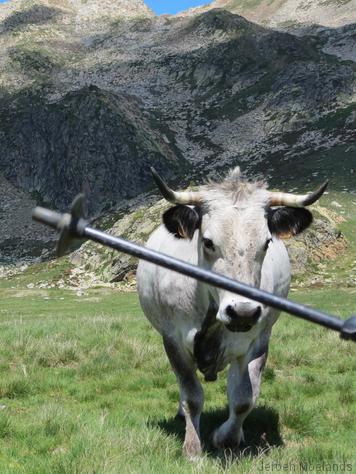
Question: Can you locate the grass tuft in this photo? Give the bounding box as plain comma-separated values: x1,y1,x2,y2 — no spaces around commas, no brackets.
0,376,32,399
0,412,13,438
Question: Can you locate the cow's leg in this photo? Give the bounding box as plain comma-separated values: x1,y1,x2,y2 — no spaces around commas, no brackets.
213,347,267,449
176,401,185,420
163,336,204,459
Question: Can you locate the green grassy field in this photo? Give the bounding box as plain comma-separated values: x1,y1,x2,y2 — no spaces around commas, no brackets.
0,286,354,474
0,191,355,473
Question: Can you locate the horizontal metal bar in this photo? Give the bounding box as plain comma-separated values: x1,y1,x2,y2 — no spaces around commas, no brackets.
32,207,64,230
84,226,343,333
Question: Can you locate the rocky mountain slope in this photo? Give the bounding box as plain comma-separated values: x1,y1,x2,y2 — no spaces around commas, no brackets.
194,0,356,29
0,0,355,266
0,174,56,265
190,1,356,62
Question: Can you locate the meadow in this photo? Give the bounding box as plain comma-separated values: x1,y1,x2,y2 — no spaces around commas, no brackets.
0,191,355,473
0,287,354,473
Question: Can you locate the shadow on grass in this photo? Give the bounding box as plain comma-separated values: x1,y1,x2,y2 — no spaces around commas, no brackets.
149,405,283,460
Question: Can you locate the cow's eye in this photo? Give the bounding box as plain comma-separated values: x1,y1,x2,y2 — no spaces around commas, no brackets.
264,238,272,251
203,238,215,251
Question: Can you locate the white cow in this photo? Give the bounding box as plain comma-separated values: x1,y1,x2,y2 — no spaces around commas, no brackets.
137,167,327,458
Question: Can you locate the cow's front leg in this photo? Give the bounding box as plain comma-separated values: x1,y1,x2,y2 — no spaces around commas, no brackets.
163,336,204,459
213,349,267,449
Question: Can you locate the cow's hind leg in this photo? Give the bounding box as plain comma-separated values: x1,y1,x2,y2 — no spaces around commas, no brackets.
213,348,267,449
163,336,204,459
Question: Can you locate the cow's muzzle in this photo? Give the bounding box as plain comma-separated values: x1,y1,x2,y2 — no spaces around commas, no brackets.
224,305,262,333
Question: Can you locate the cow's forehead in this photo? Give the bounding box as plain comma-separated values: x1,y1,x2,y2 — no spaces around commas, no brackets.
203,188,268,216
201,200,269,240
202,187,269,209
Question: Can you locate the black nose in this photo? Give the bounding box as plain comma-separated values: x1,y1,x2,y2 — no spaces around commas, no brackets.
226,305,261,321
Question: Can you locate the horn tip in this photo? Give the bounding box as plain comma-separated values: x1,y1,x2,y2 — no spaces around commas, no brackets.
303,179,329,206
150,167,175,202
315,179,329,197
321,180,329,191
150,167,161,184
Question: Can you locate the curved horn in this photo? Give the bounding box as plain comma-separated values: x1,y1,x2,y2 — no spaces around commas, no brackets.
269,180,328,207
150,167,203,205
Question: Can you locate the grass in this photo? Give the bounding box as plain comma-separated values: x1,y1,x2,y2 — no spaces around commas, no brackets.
0,285,354,473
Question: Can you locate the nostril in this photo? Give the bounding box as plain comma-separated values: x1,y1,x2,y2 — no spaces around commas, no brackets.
252,306,262,320
226,305,238,320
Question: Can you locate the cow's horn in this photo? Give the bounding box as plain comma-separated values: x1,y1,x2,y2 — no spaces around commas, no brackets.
150,167,203,205
269,180,328,207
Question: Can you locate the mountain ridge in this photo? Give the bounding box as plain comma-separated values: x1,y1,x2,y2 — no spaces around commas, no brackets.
182,0,356,28
0,0,355,265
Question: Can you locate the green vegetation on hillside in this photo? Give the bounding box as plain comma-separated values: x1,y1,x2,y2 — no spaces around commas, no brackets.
2,4,60,32
9,46,62,73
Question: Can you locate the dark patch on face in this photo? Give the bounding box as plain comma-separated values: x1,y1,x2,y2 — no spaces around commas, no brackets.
194,301,224,382
162,205,202,240
202,237,215,252
268,207,313,236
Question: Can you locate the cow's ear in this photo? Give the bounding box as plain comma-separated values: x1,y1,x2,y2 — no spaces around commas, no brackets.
163,205,202,239
268,207,313,239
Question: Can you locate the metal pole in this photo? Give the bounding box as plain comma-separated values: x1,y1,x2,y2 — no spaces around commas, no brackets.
32,198,356,341
84,227,343,332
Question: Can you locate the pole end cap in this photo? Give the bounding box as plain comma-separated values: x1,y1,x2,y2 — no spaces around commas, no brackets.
340,316,356,342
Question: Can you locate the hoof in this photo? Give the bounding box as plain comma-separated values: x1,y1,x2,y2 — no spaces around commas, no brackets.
181,401,202,460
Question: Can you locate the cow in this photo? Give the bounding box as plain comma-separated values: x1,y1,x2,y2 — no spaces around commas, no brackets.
136,167,327,459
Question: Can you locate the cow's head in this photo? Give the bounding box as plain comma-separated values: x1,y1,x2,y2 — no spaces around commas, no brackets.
152,167,327,333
